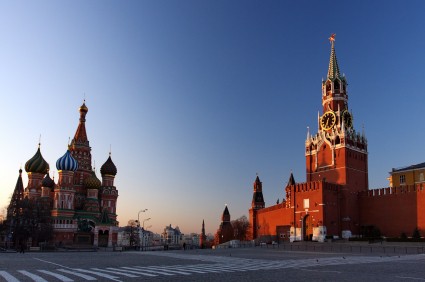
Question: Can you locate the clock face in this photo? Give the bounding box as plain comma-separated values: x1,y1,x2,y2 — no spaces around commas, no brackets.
342,110,353,129
321,111,336,130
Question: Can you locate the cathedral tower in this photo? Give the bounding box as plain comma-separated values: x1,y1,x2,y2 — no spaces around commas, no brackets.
69,101,92,210
100,153,118,224
24,144,49,199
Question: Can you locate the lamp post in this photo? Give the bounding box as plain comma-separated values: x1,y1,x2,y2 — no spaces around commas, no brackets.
137,209,147,250
141,218,151,251
143,218,151,229
138,209,148,225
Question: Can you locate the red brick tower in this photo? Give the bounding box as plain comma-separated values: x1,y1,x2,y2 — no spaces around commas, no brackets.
199,219,206,248
214,205,234,245
305,34,368,236
249,175,265,239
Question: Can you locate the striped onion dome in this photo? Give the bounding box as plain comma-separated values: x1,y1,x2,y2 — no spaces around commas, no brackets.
25,145,50,174
84,170,101,189
100,155,117,176
56,150,79,171
42,173,55,188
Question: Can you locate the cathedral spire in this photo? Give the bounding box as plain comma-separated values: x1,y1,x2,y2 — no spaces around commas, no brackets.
6,169,25,222
327,34,341,80
71,100,89,148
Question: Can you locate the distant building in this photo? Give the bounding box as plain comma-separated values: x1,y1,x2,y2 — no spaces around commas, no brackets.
214,205,234,245
161,224,183,245
389,163,425,187
182,233,200,248
5,101,119,248
139,228,154,249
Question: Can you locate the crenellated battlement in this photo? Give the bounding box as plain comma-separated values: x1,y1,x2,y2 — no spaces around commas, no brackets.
287,180,341,193
359,185,425,197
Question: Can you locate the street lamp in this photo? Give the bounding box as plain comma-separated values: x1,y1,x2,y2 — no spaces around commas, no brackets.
136,209,147,250
143,218,151,229
141,218,151,251
138,209,148,225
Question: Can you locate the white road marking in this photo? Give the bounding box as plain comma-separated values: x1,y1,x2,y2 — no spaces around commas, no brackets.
91,268,139,278
0,271,20,282
18,270,48,282
37,270,74,281
107,267,157,277
127,266,175,276
57,269,97,281
73,268,121,281
145,266,191,275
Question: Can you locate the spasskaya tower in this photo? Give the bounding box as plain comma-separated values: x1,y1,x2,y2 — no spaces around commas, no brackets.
305,34,368,235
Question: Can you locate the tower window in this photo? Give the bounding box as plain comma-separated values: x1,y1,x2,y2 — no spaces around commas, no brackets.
334,80,340,90
326,82,331,92
400,175,406,185
420,173,424,182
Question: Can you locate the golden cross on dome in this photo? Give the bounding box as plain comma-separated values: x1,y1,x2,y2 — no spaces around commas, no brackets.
329,33,336,43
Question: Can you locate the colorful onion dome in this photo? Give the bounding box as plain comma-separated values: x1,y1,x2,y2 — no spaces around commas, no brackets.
79,101,88,113
100,155,117,176
25,145,50,174
84,170,101,189
56,150,79,171
42,173,55,188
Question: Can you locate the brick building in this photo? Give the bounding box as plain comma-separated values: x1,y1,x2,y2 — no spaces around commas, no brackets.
249,35,425,242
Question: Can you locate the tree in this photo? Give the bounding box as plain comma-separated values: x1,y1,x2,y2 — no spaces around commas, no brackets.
124,220,140,247
231,215,251,241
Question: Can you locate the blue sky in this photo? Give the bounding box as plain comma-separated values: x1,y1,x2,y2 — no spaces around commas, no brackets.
1,1,425,234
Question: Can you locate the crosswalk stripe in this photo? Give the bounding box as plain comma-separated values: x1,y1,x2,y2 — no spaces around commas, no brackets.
166,265,208,274
179,264,231,273
57,269,97,281
0,271,20,282
144,266,191,275
107,267,157,277
37,270,73,282
129,266,175,276
18,270,48,282
72,269,119,280
0,253,422,282
91,268,139,278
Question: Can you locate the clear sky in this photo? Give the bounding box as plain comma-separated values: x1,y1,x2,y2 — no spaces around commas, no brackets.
1,1,425,235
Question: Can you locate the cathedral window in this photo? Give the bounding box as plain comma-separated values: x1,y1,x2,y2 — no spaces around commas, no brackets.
400,175,406,185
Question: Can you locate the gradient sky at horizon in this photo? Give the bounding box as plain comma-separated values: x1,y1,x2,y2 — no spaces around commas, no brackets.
1,1,425,235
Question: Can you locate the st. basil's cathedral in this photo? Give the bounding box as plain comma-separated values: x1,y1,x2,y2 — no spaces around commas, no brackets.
6,101,119,247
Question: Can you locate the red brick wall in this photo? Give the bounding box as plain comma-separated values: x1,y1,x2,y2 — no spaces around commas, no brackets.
359,186,423,237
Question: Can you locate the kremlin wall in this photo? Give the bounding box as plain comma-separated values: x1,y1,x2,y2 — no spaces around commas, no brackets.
245,35,425,243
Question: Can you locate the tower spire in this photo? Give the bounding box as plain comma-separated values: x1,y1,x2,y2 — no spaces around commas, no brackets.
327,34,341,80
71,100,89,148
